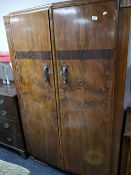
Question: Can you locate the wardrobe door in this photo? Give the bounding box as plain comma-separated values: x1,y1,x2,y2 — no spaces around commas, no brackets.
9,9,60,166
53,1,116,174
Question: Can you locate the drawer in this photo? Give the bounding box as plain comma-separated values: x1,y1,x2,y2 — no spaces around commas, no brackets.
0,119,21,136
0,96,18,119
0,96,15,107
0,108,17,120
0,131,24,149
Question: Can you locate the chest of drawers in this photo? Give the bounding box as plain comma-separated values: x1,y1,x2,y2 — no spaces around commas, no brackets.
0,81,26,156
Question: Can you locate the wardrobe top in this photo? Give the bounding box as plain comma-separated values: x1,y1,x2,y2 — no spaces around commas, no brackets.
5,0,115,17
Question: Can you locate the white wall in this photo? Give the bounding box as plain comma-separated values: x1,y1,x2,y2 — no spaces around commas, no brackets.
124,18,131,108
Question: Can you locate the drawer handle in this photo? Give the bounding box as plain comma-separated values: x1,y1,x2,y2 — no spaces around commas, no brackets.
0,111,7,117
4,123,10,129
0,99,4,105
7,137,12,142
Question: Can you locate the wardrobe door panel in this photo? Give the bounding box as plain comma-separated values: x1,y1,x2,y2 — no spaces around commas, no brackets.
53,1,116,174
9,9,60,166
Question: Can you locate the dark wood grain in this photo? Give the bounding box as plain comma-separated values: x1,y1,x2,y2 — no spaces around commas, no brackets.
53,1,116,174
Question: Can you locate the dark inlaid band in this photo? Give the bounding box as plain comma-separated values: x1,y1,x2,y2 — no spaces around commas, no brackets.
15,51,52,60
15,49,113,60
57,49,113,60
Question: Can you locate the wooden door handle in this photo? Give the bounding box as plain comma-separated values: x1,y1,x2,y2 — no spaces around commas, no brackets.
60,65,68,85
43,64,49,82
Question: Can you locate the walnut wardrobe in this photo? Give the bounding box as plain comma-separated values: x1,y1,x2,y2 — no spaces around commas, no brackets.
4,0,127,175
